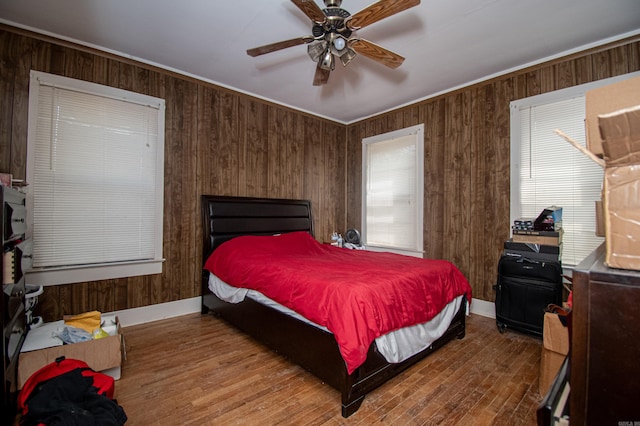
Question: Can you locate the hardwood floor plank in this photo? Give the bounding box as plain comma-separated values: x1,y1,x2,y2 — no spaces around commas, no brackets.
110,312,543,425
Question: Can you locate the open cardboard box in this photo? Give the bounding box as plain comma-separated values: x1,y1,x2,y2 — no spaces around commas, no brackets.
586,75,640,156
557,76,640,271
18,315,125,389
598,105,640,270
539,312,569,396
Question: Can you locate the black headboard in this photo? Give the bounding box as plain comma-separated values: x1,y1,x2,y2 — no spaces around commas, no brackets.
201,195,314,263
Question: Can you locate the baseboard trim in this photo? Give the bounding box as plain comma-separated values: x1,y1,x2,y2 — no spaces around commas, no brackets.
109,297,201,327
470,298,496,319
110,296,496,328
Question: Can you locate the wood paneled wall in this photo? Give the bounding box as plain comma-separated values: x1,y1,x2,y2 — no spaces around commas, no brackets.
0,25,346,321
1,24,639,320
346,36,640,302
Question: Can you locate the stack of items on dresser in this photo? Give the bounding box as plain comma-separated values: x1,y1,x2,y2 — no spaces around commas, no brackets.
505,206,563,263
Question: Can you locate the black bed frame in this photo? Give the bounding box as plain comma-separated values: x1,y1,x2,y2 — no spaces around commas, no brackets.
201,195,466,417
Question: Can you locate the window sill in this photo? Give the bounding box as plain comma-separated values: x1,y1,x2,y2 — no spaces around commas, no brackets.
364,245,424,259
26,259,165,286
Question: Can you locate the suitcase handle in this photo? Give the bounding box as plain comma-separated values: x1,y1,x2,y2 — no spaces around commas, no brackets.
516,257,540,265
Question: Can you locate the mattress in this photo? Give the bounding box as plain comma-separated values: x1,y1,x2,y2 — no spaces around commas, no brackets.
208,273,464,364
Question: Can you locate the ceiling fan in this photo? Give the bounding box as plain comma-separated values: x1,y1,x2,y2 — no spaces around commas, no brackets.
247,0,421,86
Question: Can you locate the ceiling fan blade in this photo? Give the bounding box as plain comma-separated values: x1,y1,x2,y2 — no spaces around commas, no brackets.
291,0,326,23
313,63,330,86
247,36,314,57
351,39,405,69
347,0,420,30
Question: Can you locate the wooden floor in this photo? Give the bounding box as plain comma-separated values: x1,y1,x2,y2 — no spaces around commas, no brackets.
114,312,543,425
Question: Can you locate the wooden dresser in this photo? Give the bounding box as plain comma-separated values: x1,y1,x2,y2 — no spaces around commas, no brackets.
571,243,640,424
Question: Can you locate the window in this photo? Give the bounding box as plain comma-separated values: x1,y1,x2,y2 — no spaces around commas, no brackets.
362,124,424,257
26,71,165,285
510,72,639,267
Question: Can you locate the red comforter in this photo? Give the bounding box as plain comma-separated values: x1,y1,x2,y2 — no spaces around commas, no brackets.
204,231,472,374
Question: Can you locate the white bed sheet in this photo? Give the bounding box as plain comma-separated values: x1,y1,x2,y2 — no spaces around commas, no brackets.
208,273,464,365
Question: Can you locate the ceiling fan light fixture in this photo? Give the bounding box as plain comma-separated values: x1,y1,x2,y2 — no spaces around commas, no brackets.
319,48,335,70
333,36,346,51
331,35,353,59
307,41,327,63
339,47,357,66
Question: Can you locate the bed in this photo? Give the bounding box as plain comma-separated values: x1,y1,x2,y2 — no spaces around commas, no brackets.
200,195,471,417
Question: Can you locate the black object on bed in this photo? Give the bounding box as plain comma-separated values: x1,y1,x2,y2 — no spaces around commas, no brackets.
201,195,466,418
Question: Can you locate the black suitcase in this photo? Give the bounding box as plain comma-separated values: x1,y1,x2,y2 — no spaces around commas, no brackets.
495,254,562,336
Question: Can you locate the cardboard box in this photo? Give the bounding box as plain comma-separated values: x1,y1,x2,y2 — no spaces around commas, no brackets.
598,105,640,271
539,312,569,396
585,75,640,156
18,315,124,389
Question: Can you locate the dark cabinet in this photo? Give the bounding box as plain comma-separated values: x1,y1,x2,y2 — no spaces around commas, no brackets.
571,243,640,425
1,185,28,422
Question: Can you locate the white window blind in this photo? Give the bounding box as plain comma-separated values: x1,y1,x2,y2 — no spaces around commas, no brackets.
26,71,165,285
512,96,604,266
362,124,424,256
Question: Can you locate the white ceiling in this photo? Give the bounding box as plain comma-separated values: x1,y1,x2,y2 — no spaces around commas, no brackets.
1,0,639,124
